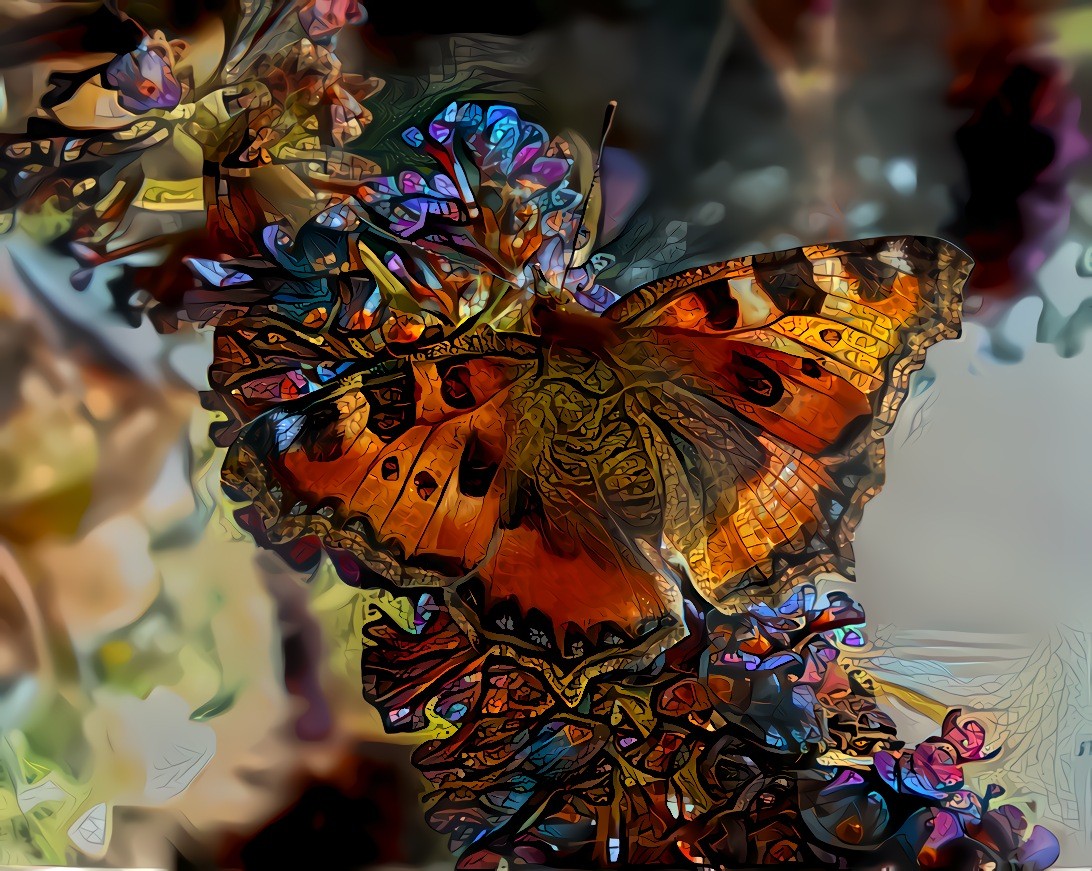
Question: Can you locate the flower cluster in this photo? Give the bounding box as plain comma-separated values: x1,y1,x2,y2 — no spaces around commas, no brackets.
875,708,994,800
870,710,1059,869
356,101,618,332
703,585,893,756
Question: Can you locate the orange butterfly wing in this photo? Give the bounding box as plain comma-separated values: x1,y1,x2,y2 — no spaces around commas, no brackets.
222,335,685,700
605,234,969,608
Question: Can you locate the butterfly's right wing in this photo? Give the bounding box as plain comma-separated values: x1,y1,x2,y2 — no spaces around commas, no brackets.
605,235,970,611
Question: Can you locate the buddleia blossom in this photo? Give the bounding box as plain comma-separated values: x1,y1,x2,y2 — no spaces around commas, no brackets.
356,101,619,332
875,708,995,800
0,1,380,329
704,585,888,755
792,703,1057,869
869,711,1059,869
104,31,184,114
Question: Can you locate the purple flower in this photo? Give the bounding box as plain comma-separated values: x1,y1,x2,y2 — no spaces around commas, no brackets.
105,36,183,113
875,708,999,800
356,101,620,334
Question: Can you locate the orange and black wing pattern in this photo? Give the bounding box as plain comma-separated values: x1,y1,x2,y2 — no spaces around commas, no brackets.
221,324,689,701
605,234,969,609
215,229,967,697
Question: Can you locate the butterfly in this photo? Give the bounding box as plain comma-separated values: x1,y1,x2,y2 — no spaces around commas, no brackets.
206,202,968,702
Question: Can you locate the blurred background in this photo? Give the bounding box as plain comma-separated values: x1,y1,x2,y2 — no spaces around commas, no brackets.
0,0,1090,868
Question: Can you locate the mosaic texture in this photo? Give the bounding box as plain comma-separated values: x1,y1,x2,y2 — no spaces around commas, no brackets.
187,99,1052,868
0,2,1074,869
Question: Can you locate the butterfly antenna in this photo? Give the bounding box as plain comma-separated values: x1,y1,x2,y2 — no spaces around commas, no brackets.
560,100,617,298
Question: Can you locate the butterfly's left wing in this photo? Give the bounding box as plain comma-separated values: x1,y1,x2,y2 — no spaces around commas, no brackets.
604,235,970,610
